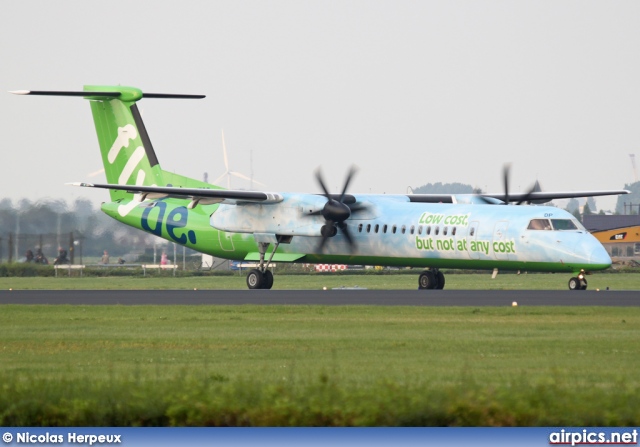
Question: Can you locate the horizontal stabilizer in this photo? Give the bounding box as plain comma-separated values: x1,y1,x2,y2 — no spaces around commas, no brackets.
67,182,283,205
10,90,205,99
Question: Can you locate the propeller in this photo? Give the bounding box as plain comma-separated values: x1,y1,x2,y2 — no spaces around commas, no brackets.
501,164,539,205
476,164,541,205
310,167,360,252
515,184,540,205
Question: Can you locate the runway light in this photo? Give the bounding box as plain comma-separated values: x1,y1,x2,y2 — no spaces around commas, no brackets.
511,301,518,307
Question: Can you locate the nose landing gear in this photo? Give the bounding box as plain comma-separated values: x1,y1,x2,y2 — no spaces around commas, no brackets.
568,270,588,290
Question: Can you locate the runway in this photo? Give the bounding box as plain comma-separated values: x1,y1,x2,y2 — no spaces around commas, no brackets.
0,289,638,306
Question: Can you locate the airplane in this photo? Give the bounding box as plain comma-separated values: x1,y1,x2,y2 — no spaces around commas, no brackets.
11,85,630,291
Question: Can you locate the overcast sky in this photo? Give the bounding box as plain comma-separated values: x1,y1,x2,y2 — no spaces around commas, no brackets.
2,1,639,211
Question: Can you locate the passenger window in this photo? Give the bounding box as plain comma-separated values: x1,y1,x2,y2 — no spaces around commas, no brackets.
410,225,415,235
383,224,388,233
452,227,457,236
375,224,379,233
418,226,423,235
401,225,406,234
435,226,440,235
469,227,475,237
358,224,363,233
426,226,431,235
392,225,397,234
366,224,371,233
443,226,448,236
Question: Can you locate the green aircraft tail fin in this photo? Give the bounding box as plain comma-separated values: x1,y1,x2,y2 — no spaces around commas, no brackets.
85,85,168,201
12,85,211,200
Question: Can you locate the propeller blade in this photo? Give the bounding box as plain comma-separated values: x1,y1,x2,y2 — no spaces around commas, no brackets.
338,222,355,252
348,203,368,213
315,168,331,198
339,166,357,203
503,164,511,204
318,233,330,253
516,184,540,205
303,209,324,217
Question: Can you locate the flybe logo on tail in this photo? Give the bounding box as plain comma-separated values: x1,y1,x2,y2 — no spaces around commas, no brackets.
108,124,137,163
106,123,151,217
119,148,146,185
107,124,147,186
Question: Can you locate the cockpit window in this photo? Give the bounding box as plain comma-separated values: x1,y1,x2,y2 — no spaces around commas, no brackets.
550,219,578,231
527,219,552,230
528,218,582,231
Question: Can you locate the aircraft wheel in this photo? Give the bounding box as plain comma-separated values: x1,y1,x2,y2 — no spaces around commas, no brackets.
246,269,264,290
262,270,274,290
568,277,581,291
435,270,445,290
418,271,436,289
580,278,588,290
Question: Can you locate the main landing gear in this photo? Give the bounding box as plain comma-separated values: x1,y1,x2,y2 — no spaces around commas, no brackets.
418,268,445,290
568,270,588,290
246,268,274,290
246,240,280,290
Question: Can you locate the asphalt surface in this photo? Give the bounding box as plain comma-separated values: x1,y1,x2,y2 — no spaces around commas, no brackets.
0,289,638,306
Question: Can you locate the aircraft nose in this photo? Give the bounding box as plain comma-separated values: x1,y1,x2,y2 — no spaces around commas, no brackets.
588,242,611,268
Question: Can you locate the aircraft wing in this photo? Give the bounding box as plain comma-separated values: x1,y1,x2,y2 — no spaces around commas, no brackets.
406,190,629,204
479,190,630,203
68,182,284,206
71,182,629,207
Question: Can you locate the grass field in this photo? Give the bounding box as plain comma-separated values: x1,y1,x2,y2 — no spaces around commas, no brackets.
1,303,640,426
1,270,640,290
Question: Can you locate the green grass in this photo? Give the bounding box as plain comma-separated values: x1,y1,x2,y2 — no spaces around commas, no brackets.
1,305,640,426
1,271,639,290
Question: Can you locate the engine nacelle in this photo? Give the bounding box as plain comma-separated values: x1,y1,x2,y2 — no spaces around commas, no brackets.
210,194,328,236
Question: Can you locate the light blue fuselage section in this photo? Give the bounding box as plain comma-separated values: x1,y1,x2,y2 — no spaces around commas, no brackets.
207,193,611,273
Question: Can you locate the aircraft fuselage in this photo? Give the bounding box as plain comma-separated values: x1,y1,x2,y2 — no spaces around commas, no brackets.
102,194,610,275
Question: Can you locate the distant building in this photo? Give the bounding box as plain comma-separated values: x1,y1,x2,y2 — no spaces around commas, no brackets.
583,215,640,258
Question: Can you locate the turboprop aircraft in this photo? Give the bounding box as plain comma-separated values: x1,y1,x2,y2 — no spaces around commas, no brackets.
12,85,629,290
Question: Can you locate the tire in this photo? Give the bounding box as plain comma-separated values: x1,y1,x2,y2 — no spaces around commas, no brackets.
568,277,580,291
262,270,274,289
435,270,445,290
580,278,588,290
418,271,436,289
246,269,264,289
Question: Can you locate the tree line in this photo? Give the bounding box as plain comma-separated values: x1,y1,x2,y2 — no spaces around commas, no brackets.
0,198,156,263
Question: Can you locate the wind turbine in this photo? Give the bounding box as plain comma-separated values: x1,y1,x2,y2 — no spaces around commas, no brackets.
213,130,264,189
